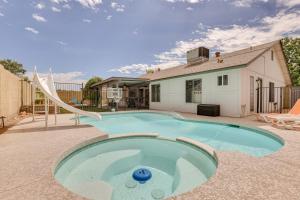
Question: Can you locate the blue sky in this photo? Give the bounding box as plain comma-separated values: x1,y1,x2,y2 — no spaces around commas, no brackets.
0,0,299,82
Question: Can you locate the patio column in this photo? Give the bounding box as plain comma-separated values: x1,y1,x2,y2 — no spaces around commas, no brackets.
54,104,57,125
116,80,120,110
32,84,36,122
45,97,49,128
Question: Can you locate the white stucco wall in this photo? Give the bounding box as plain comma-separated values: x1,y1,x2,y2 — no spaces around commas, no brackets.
240,48,289,115
150,68,242,117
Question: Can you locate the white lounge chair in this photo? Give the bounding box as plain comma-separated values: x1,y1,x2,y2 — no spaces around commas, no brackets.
257,99,300,123
257,113,295,123
270,115,300,130
284,121,300,131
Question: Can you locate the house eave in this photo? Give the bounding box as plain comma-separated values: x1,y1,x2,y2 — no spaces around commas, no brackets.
148,64,246,82
91,77,150,88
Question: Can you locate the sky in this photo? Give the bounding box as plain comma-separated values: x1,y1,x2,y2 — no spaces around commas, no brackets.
0,0,299,83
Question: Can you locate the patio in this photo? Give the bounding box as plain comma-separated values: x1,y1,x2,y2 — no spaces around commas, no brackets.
0,113,299,200
91,77,150,110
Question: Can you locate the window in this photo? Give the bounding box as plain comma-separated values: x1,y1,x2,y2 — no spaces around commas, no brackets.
186,80,193,103
151,84,160,102
186,79,202,103
269,82,275,102
217,75,228,86
217,76,222,86
271,50,274,61
223,75,228,85
250,76,254,112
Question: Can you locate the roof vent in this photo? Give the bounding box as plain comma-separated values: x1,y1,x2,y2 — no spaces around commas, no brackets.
187,47,209,65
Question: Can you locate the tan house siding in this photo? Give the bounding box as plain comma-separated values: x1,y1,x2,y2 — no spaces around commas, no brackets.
0,64,22,120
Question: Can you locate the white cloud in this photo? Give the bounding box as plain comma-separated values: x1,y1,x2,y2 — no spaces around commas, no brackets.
50,0,69,4
276,0,300,7
27,71,86,83
164,0,299,8
32,13,47,22
76,0,102,9
57,41,67,45
154,9,300,68
35,3,46,10
108,62,182,75
25,27,39,34
106,15,112,20
51,6,61,12
0,12,4,17
108,2,300,75
133,29,138,35
83,18,91,23
186,6,193,10
109,64,149,74
52,71,86,83
230,0,300,8
111,2,125,12
164,0,201,3
2,0,8,3
50,0,101,9
231,0,257,7
62,4,71,9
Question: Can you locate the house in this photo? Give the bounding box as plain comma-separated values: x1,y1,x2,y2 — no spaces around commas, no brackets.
94,40,292,117
91,77,149,109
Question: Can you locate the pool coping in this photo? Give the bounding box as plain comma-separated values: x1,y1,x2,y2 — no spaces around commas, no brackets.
52,133,219,200
54,110,285,199
52,133,218,176
2,112,299,200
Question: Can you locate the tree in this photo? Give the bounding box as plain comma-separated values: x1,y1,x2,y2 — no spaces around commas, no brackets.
82,76,102,101
0,59,26,75
84,76,102,91
281,38,300,86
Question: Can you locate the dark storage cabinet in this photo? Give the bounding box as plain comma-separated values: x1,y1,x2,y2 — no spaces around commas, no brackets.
197,104,220,117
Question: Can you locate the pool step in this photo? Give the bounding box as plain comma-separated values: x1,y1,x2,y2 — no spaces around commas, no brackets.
64,149,142,200
172,157,207,195
70,181,112,200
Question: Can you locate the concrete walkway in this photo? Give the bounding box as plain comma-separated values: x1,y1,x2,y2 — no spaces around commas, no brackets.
0,113,299,200
0,114,106,200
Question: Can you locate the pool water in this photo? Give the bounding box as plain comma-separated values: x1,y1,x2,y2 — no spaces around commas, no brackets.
55,137,217,200
80,112,283,157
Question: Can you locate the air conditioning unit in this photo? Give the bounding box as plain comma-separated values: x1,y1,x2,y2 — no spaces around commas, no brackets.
187,47,209,65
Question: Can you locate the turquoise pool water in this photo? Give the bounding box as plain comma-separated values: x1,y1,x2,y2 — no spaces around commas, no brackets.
55,137,217,200
80,112,283,157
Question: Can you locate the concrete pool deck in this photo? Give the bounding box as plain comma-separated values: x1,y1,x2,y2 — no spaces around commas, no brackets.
0,112,299,200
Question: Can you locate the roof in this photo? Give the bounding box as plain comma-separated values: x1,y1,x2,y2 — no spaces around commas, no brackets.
140,40,291,84
91,76,149,87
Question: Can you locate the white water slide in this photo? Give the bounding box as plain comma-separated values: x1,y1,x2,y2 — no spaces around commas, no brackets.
33,68,101,126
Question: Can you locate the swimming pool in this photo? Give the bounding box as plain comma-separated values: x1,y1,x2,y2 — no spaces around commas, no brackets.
54,136,217,200
80,112,283,157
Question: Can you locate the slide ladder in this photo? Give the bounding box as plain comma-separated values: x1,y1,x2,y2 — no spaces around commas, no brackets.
32,68,101,127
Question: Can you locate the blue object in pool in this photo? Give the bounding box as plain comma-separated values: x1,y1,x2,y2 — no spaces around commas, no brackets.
132,168,152,184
